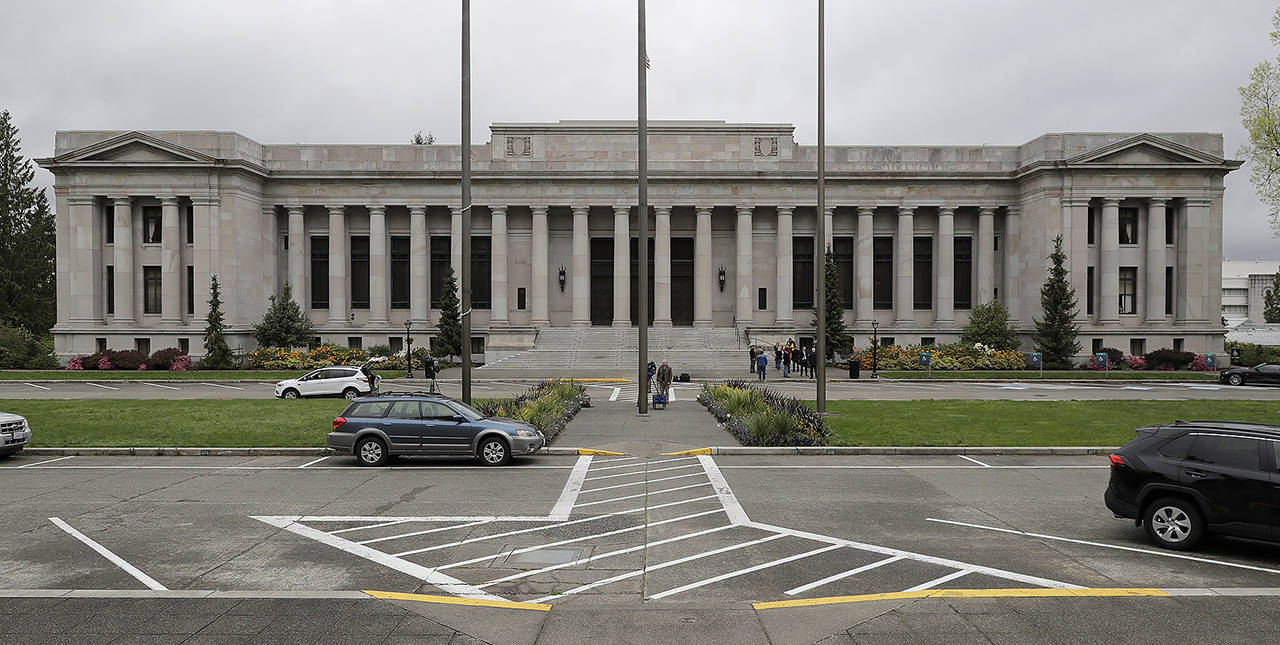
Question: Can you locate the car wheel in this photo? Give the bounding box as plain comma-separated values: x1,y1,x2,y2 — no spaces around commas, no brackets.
356,437,388,467
342,387,359,400
1228,374,1244,386
1144,497,1204,550
477,437,511,467
282,388,300,400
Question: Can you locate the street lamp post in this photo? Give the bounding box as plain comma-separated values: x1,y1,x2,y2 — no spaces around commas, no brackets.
871,320,879,379
404,319,414,379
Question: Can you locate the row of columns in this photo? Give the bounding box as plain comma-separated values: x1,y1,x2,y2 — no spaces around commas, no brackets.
1095,197,1171,325
103,196,185,324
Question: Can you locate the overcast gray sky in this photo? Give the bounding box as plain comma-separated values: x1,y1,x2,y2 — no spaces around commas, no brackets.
3,0,1277,258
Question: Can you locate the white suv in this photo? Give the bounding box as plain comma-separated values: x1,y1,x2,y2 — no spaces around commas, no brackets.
0,412,30,456
275,358,385,400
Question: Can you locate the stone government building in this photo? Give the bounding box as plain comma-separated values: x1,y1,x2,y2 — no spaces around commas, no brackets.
38,120,1238,362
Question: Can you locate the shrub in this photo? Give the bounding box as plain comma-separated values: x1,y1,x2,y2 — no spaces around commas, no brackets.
698,380,828,447
1123,355,1146,370
65,356,84,370
307,344,367,367
366,344,393,357
1101,347,1123,368
1190,354,1216,371
1226,342,1280,366
97,356,112,370
109,350,147,370
146,348,186,371
0,326,59,369
1144,349,1194,371
476,380,587,443
170,355,191,371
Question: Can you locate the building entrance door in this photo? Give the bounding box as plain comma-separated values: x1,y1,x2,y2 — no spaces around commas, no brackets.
671,237,695,326
590,238,613,326
630,237,655,326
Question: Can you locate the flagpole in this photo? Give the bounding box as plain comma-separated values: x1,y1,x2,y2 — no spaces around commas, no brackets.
461,0,473,404
637,0,649,414
815,0,826,414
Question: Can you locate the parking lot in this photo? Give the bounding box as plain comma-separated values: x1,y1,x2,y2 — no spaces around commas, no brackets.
4,451,1280,642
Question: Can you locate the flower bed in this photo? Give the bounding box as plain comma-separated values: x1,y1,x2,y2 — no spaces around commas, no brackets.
476,380,587,444
68,348,190,371
854,343,1026,371
698,380,828,447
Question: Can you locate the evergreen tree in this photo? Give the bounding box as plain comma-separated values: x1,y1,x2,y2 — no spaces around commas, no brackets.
411,131,436,145
0,110,55,335
1033,235,1082,369
961,299,1020,351
1266,271,1280,323
435,266,463,361
198,275,235,369
812,247,849,359
252,282,314,348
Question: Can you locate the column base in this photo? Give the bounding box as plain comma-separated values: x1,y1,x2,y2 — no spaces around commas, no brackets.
368,318,390,327
894,319,913,327
693,320,714,328
774,319,794,328
612,320,630,328
531,318,550,328
653,319,673,327
571,320,591,328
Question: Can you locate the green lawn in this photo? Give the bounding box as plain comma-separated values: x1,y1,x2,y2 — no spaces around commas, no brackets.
0,369,415,381
870,370,1217,380
821,400,1279,447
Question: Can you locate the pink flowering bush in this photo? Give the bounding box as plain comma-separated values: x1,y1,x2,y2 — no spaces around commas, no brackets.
170,355,191,371
65,356,84,370
138,364,148,371
97,357,112,370
1190,354,1214,371
1123,355,1146,370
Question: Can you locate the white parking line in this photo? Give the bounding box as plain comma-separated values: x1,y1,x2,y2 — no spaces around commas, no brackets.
17,456,74,468
549,456,593,520
573,482,711,508
1123,386,1153,391
609,388,621,402
143,382,180,390
1188,385,1221,391
584,463,700,481
296,456,330,469
957,455,991,468
23,382,50,390
50,517,166,590
926,518,1280,575
357,519,491,545
589,456,693,472
328,519,412,535
699,455,748,525
530,533,789,603
785,556,904,595
904,568,972,592
668,388,676,402
85,382,119,390
649,544,843,599
578,471,704,494
202,382,244,390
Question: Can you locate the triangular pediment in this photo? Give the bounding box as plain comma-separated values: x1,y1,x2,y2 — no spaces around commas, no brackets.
1067,134,1223,166
54,131,215,165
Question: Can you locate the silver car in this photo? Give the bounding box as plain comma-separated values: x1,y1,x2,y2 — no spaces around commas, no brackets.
0,412,31,456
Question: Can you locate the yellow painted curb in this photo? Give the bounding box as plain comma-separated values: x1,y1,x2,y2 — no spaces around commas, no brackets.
661,448,712,456
752,587,1170,610
578,448,626,456
363,590,551,611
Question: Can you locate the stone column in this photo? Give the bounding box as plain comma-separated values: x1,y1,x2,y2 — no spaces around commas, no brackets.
1182,199,1211,322
530,207,550,326
161,198,182,322
1064,199,1091,324
735,205,753,324
491,206,509,325
653,207,672,327
367,205,389,325
613,206,630,327
1002,206,1020,323
67,197,100,322
409,206,428,322
936,207,955,326
694,207,714,327
327,205,348,324
775,207,794,327
451,206,463,302
894,206,914,325
823,207,834,252
571,206,590,327
1099,198,1121,324
112,196,135,323
855,207,873,326
1146,198,1167,324
287,206,307,310
977,207,995,305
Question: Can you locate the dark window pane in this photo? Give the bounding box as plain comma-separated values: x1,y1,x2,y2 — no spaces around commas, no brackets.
1087,207,1096,245
184,205,193,244
106,266,115,315
472,236,491,309
143,206,162,244
833,236,854,309
913,237,932,309
390,236,410,309
186,265,194,315
311,236,329,309
1165,266,1174,315
1119,207,1139,245
793,237,814,309
430,236,450,308
1087,266,1095,315
758,287,767,310
954,237,972,310
1187,436,1260,471
873,237,893,309
350,236,369,309
143,266,162,314
517,287,526,310
1119,266,1137,314
387,401,420,419
1166,210,1175,245
104,209,114,244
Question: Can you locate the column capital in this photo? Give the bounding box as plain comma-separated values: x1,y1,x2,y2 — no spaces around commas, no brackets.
490,205,508,215
777,206,794,216
1147,197,1169,207
1184,198,1212,207
368,204,386,215
823,206,835,216
325,204,346,214
1100,197,1122,207
1005,205,1021,216
856,206,875,217
408,205,427,216
260,205,275,216
530,206,548,216
571,206,589,216
938,205,957,216
898,205,915,216
286,205,306,216
695,206,713,216
613,205,629,214
67,196,96,206
160,197,182,207
978,206,996,216
108,195,132,205
654,206,671,216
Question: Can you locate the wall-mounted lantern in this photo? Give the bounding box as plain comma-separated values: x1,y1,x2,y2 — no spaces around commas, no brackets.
718,267,727,292
558,266,567,292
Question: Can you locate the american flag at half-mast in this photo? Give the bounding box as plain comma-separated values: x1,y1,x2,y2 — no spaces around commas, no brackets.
645,53,650,69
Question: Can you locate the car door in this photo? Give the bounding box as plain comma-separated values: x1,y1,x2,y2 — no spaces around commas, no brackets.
421,401,475,453
1259,364,1280,385
381,400,424,452
297,370,325,397
1181,433,1271,539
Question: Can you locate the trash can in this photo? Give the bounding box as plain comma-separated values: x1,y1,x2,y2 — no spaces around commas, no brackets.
849,358,860,379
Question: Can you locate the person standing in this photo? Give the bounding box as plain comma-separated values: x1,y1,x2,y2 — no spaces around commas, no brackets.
783,345,791,378
756,351,768,380
798,346,810,379
774,344,782,372
807,346,818,378
656,360,674,401
749,346,757,374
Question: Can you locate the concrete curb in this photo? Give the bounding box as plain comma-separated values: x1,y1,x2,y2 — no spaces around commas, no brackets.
21,445,1116,457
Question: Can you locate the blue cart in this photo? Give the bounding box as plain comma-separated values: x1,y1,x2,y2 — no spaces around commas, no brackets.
652,393,668,409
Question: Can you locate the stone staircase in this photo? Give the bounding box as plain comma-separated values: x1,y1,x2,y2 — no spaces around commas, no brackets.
480,327,744,374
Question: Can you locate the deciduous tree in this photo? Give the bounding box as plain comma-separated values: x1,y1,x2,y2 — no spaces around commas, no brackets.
1240,8,1280,233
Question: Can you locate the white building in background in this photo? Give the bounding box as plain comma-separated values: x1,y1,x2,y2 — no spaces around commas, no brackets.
38,120,1239,362
1222,260,1280,327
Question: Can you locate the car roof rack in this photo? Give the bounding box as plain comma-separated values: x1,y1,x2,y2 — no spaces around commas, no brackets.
1173,419,1280,434
363,390,454,399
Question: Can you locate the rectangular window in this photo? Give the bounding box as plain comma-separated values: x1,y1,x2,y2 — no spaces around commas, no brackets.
921,337,936,346
1087,207,1096,245
135,338,150,355
106,266,115,315
282,233,288,251
1119,207,1139,245
470,336,485,355
1166,210,1175,245
833,236,854,309
793,237,815,309
881,336,895,347
143,266,162,314
184,205,193,244
311,236,329,309
389,336,403,353
873,236,893,309
96,337,107,353
913,236,932,310
994,236,1000,252
1092,338,1103,354
347,336,362,349
104,208,114,244
517,287,527,310
1087,266,1095,315
178,338,189,355
186,266,194,315
1173,338,1184,352
1165,266,1174,315
1119,266,1137,314
954,237,972,310
142,206,162,244
390,236,410,310
430,236,450,308
350,235,369,309
758,287,767,311
1130,338,1146,357
472,236,491,309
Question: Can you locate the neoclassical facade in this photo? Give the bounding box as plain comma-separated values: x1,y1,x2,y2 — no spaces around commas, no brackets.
39,121,1238,361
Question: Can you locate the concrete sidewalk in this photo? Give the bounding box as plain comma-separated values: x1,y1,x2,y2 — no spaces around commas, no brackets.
557,400,729,455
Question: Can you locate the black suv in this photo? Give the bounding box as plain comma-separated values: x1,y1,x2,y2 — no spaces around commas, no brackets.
328,392,546,467
1105,420,1280,550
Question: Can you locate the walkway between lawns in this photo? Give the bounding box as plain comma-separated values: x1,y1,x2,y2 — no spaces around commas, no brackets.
560,402,729,455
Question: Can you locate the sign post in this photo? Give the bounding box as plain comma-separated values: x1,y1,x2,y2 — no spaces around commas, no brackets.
1029,352,1043,378
1094,352,1109,376
919,351,931,378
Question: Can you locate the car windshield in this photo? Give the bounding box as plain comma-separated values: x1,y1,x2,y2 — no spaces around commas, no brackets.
449,400,487,421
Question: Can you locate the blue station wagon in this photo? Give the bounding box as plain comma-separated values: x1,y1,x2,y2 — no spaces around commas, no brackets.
328,392,546,466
